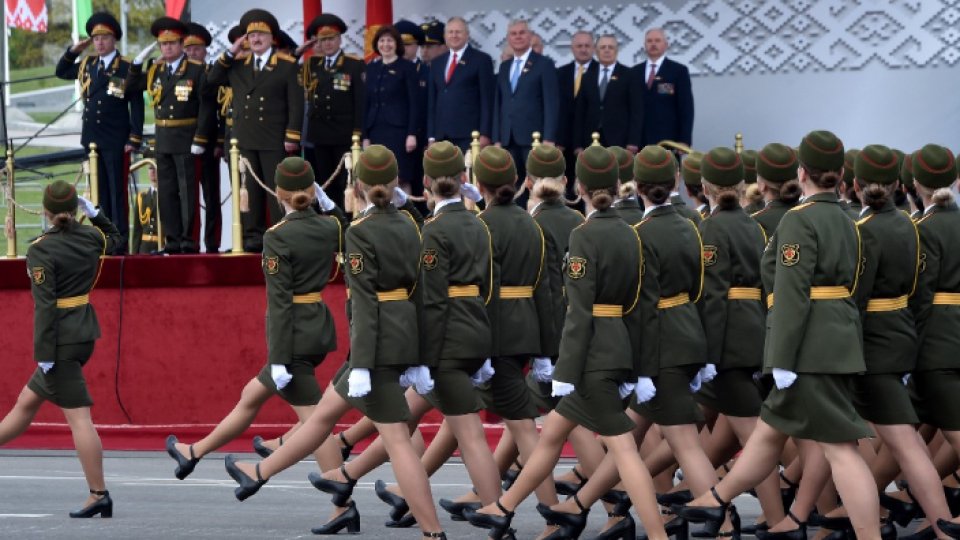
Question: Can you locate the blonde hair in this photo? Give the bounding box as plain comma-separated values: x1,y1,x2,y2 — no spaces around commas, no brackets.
531,176,565,202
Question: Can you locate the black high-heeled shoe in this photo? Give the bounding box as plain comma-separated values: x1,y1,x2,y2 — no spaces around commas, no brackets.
502,459,524,492
555,466,588,496
936,518,960,539
600,489,630,517
69,489,113,518
880,490,922,527
880,520,897,540
640,515,689,540
422,532,448,540
780,470,798,512
755,510,806,540
674,486,728,524
899,524,935,540
464,499,515,540
717,505,742,540
593,511,636,540
809,513,852,532
337,432,353,461
311,500,360,535
252,435,281,459
740,521,769,536
385,512,416,528
308,465,357,508
439,498,481,521
945,484,960,517
658,489,694,506
536,493,589,539
165,434,200,480
224,454,267,501
374,479,409,522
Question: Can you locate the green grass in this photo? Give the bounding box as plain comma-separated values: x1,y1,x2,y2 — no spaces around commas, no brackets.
27,107,156,125
9,66,72,95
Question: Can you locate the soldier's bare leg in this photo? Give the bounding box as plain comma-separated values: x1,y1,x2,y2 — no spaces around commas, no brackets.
175,378,272,459
375,421,443,534
819,441,881,540
62,406,105,508
0,386,45,444
767,439,829,533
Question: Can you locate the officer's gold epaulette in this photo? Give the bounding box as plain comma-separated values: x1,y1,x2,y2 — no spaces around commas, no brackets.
187,59,203,66
120,56,132,63
351,214,373,227
30,234,47,245
856,214,874,226
787,201,815,213
275,52,296,63
266,220,289,233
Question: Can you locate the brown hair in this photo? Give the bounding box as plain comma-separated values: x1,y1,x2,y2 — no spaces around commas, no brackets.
430,176,460,199
481,182,517,205
587,186,616,210
856,180,895,211
532,177,564,202
763,177,802,204
639,183,670,205
800,164,841,190
373,25,405,58
49,211,76,229
276,187,315,212
367,185,392,208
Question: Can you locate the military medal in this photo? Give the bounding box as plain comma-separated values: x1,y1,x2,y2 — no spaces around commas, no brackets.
175,80,193,102
107,76,125,97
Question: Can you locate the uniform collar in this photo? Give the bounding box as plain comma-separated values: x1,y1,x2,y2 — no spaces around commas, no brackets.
588,207,618,219
615,197,640,208
434,197,462,214
254,48,273,67
643,202,674,218
167,54,185,74
326,50,342,65
284,208,318,220
805,192,839,204
99,49,118,66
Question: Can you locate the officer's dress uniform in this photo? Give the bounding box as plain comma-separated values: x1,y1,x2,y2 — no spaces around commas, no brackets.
613,197,645,225
670,193,702,225
303,51,365,210
552,207,643,435
760,193,872,442
55,50,144,253
195,62,222,253
420,200,494,414
851,200,920,425
207,48,303,251
255,208,342,405
364,58,419,185
695,205,768,416
751,198,798,237
26,213,122,407
133,55,208,253
631,204,707,425
334,204,422,422
132,186,159,254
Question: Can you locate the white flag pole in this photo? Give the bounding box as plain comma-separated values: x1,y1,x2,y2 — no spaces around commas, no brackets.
72,0,82,112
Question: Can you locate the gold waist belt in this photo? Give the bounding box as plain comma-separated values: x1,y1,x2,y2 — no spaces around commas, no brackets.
932,292,960,305
292,292,323,304
727,287,761,301
141,234,159,242
865,295,908,312
57,294,90,309
499,285,534,299
767,286,851,309
376,289,408,302
592,304,623,317
448,285,480,298
657,293,690,309
155,118,198,128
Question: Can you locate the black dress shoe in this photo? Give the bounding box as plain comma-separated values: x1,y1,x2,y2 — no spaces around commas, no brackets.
464,500,515,540
69,489,113,518
374,479,409,522
658,490,694,506
675,486,728,524
308,465,357,507
555,467,587,496
593,511,636,540
945,485,960,517
536,493,588,538
937,519,960,539
740,521,769,536
718,505,742,540
898,525,933,540
337,432,354,461
439,498,480,521
639,515,688,540
165,434,200,480
691,519,720,538
880,521,897,540
311,500,360,535
755,511,805,540
809,513,852,531
600,489,631,517
502,468,521,492
224,454,266,501
385,513,417,528
252,435,274,459
880,491,922,527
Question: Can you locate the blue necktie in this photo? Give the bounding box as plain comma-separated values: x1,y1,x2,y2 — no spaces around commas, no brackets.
510,58,522,92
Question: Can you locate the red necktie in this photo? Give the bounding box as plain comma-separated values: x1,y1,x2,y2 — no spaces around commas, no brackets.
646,63,657,89
446,52,458,83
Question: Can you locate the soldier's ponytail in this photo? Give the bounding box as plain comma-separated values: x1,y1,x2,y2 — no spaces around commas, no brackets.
801,164,841,190
481,182,516,206
858,180,894,211
638,183,670,205
779,179,802,204
277,187,315,212
932,188,955,207
429,176,460,199
367,185,392,208
587,187,616,211
50,212,75,229
618,181,638,200
532,177,565,202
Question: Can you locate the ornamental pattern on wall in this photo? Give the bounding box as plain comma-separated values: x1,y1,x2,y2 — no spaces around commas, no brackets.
204,0,960,75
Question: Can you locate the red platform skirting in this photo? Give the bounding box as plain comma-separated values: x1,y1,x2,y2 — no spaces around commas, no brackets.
0,255,572,456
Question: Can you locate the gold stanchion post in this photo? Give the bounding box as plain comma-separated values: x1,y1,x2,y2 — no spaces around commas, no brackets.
344,134,361,214
229,139,243,254
735,133,744,155
465,130,482,211
5,148,16,258
591,132,601,147
88,143,99,205
532,131,542,148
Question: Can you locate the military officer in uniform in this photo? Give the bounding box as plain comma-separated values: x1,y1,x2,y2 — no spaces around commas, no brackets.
420,20,447,64
0,181,121,517
207,9,303,252
751,143,801,236
55,12,144,254
131,17,208,254
132,158,160,254
302,14,365,211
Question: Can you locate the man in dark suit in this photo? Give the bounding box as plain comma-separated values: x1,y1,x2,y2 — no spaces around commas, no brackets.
427,16,495,152
636,28,694,147
573,35,642,152
492,19,559,191
396,19,429,207
556,30,594,203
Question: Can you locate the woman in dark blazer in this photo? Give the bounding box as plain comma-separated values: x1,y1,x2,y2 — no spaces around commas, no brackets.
0,180,121,517
364,25,418,187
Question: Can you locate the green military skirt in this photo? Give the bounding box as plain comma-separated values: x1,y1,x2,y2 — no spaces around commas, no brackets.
631,365,704,425
28,342,96,409
694,368,763,418
910,370,960,431
851,373,918,425
334,366,410,424
424,359,486,416
761,373,872,443
555,369,635,436
255,355,325,406
488,355,539,420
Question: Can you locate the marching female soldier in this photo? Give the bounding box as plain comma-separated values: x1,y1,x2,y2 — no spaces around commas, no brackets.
165,157,341,483
751,143,801,236
0,180,121,517
609,146,645,225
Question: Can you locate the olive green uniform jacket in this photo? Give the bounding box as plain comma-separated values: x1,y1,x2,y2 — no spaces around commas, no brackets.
910,202,960,371
854,201,919,374
26,213,122,362
345,205,422,369
634,205,707,376
420,201,493,368
262,208,342,365
697,207,767,370
613,197,644,226
751,199,798,237
762,192,864,374
131,56,209,152
553,209,643,384
532,200,585,357
132,187,159,254
670,194,702,224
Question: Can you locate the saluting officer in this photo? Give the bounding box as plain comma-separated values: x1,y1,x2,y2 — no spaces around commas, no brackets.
55,12,145,254
207,9,304,252
132,156,160,254
302,14,365,210
131,17,208,254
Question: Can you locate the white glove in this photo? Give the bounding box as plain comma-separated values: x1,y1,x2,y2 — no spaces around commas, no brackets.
38,362,54,374
134,41,158,65
531,357,554,383
403,365,434,394
618,381,636,399
270,364,293,390
700,363,717,383
347,368,371,397
314,182,335,211
551,380,575,397
772,368,798,390
190,144,205,155
902,373,911,386
635,377,656,403
460,183,482,202
77,196,99,218
470,358,495,386
689,371,702,393
391,186,409,207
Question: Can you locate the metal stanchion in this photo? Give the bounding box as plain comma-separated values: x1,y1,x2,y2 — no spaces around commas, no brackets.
5,148,16,258
532,131,542,148
229,139,243,254
735,133,744,154
88,143,99,205
590,132,601,147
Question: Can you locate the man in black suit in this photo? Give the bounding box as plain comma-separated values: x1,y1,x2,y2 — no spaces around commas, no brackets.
556,31,594,199
427,16,494,152
636,28,694,147
573,35,642,153
492,19,559,192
